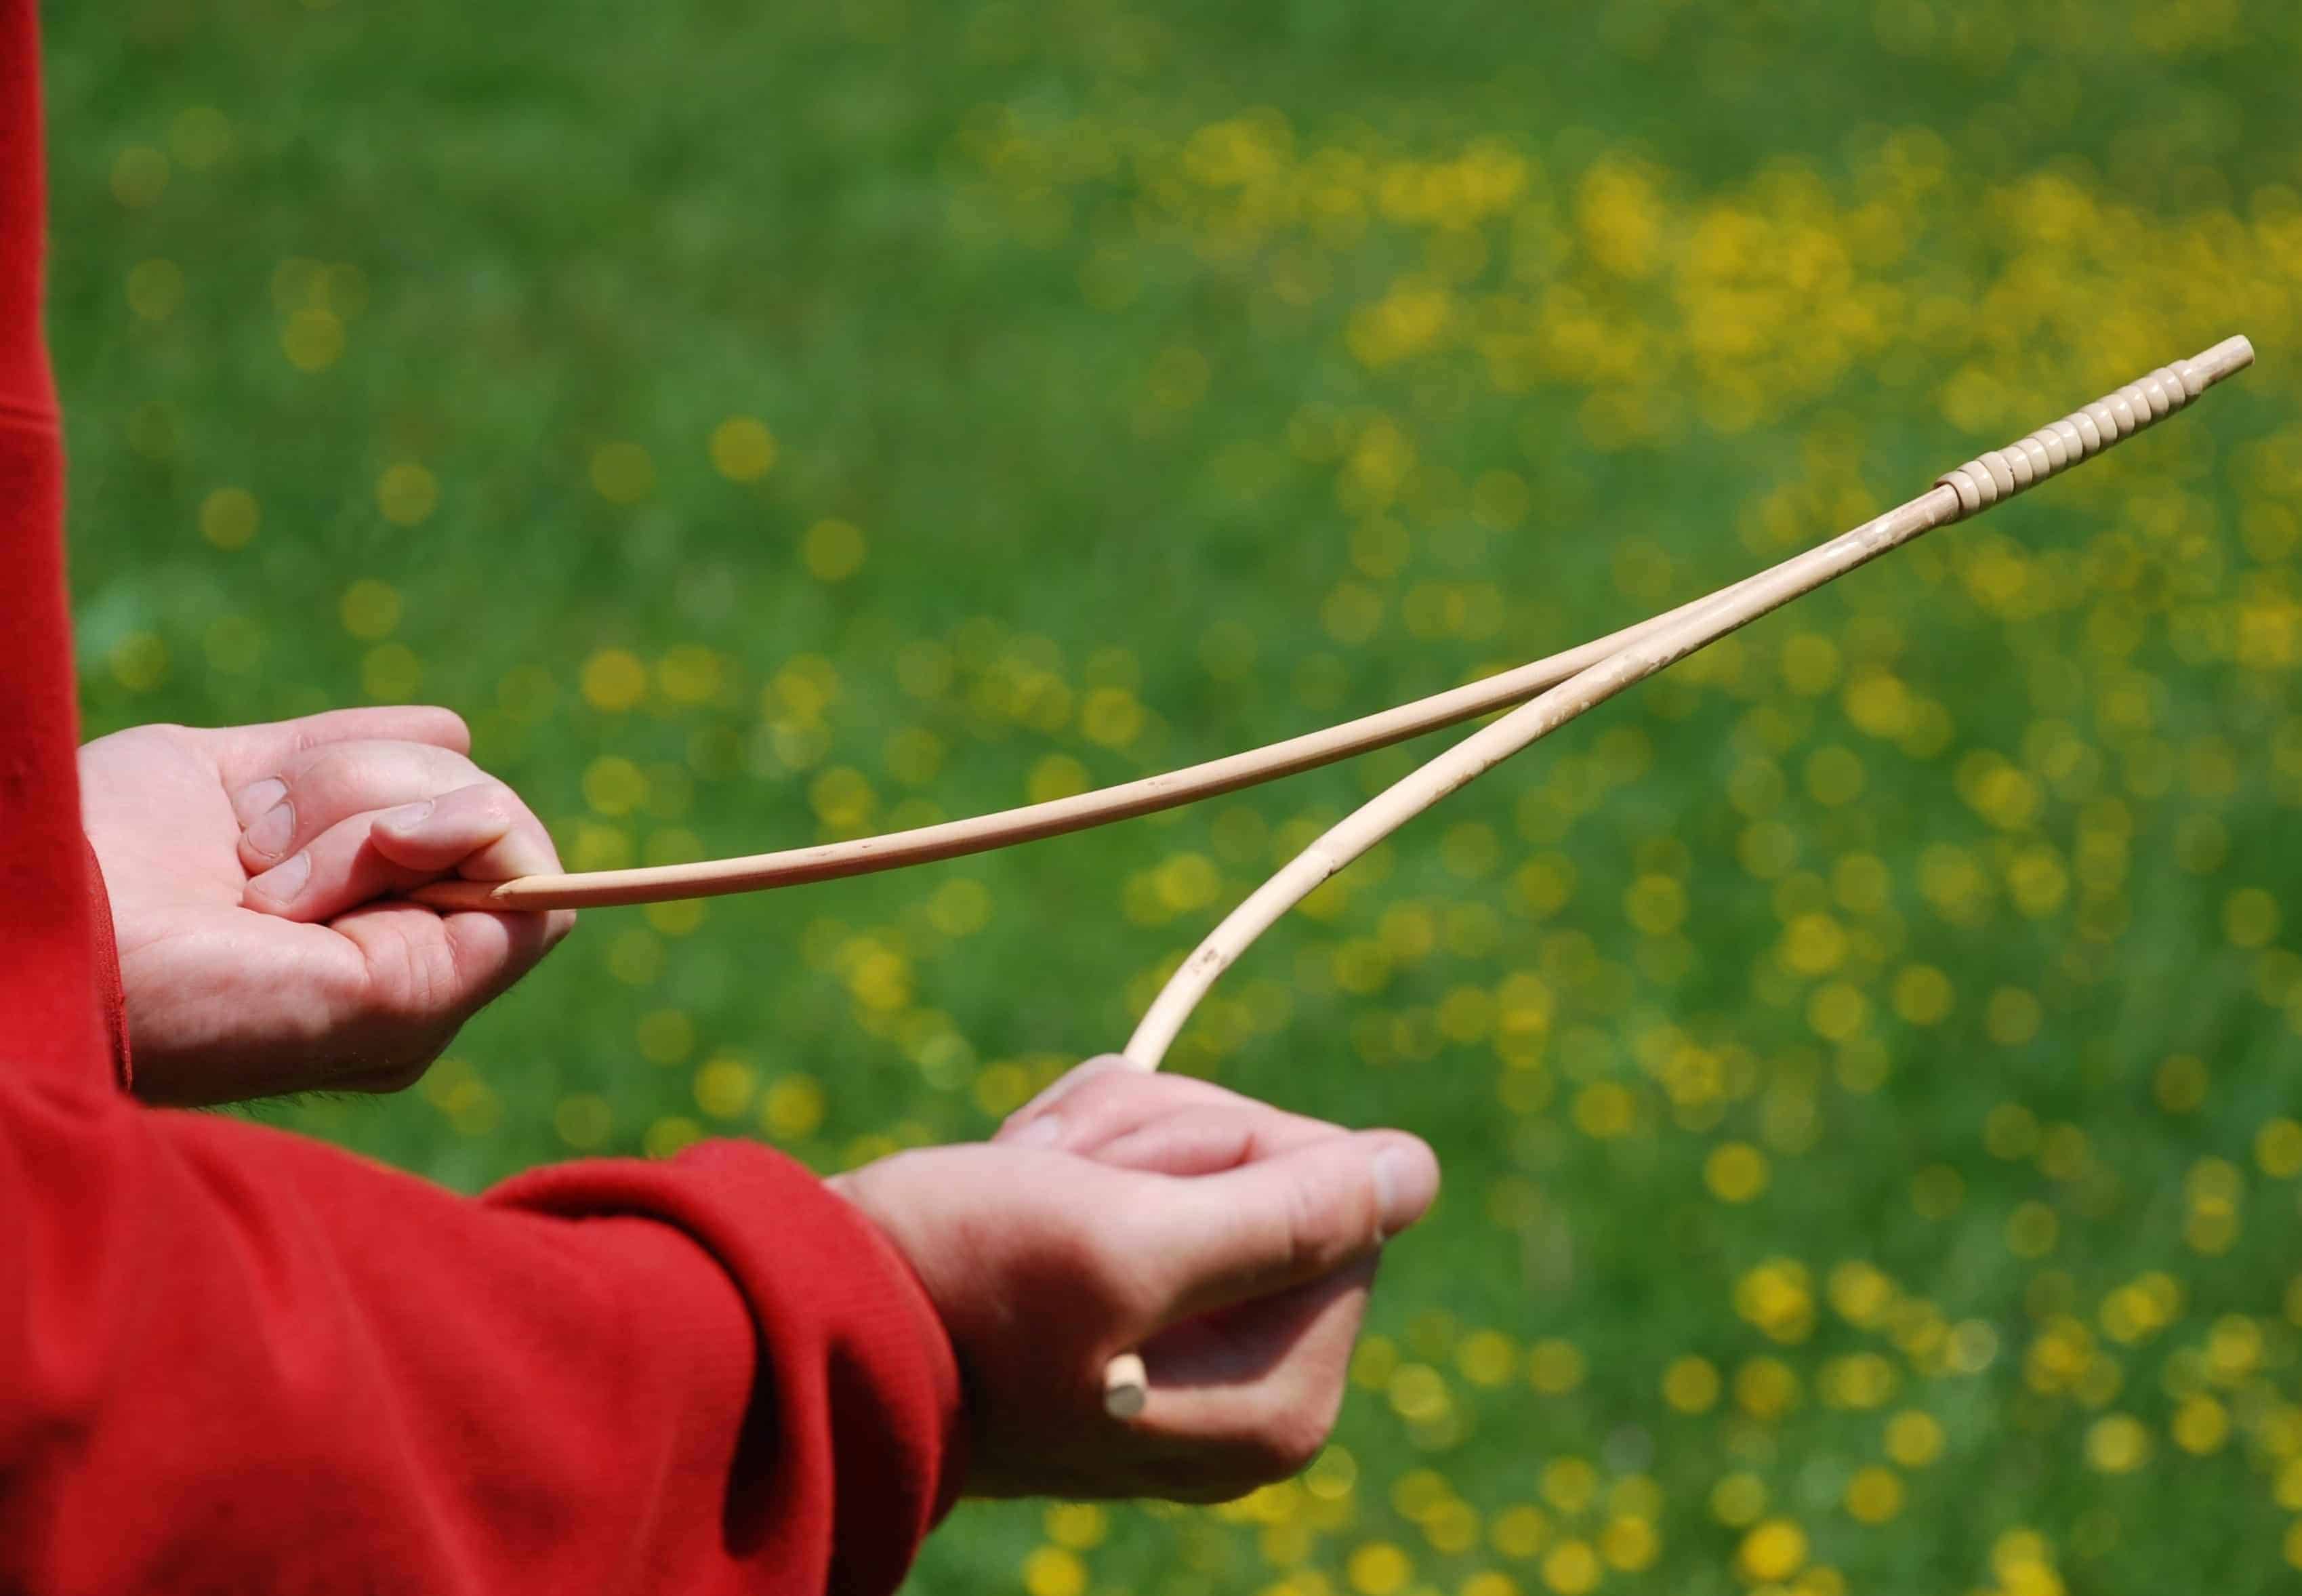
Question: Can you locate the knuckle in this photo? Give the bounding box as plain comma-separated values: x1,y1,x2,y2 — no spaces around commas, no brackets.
1069,1065,1221,1126
1045,1069,1145,1135
1059,1214,1144,1315
1222,1410,1329,1489
993,1105,1045,1143
292,741,363,785
1289,1160,1380,1280
1277,1174,1326,1277
276,723,325,762
467,781,518,825
1071,1067,1149,1112
289,745,381,815
363,920,470,1025
1256,1397,1338,1480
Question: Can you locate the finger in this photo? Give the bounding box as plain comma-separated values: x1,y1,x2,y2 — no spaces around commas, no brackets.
244,782,553,922
1083,1103,1351,1176
213,705,471,787
1000,1063,1334,1153
321,899,574,1087
1129,1131,1439,1324
368,780,562,881
232,739,487,874
1130,1259,1374,1487
1001,1054,1134,1128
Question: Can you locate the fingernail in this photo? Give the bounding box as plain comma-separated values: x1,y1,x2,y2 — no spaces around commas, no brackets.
1008,1113,1064,1149
249,850,312,904
1372,1146,1433,1241
379,798,434,830
233,777,287,825
243,799,295,859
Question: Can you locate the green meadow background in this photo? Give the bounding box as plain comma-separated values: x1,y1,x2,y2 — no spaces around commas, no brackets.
44,0,2302,1590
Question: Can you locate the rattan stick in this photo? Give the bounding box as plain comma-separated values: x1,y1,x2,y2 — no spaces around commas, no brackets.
1097,335,2255,1417
412,584,1763,913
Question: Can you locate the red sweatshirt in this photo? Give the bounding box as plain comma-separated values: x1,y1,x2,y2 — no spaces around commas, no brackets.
0,7,962,1591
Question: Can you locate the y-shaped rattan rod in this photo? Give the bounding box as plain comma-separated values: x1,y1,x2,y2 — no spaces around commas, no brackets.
1094,334,2257,1418
418,342,2252,920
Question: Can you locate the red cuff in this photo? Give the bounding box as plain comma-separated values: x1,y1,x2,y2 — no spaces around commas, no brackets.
489,1141,965,1596
81,836,132,1093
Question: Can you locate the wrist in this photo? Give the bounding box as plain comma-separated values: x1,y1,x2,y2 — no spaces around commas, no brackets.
826,1164,1012,1500
79,834,133,1092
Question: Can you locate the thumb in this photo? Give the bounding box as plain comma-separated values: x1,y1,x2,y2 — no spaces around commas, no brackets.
1130,1130,1438,1325
369,781,562,880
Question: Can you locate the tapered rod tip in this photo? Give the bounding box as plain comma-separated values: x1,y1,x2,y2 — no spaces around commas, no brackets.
2195,334,2255,384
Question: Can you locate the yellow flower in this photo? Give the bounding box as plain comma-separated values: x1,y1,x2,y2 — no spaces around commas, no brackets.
804,518,867,581
1347,1542,1412,1596
200,487,260,550
1705,1143,1769,1203
1709,1473,1765,1527
1885,1409,1945,1467
376,462,438,526
1527,1341,1585,1395
709,415,778,481
340,577,402,640
1844,1466,1903,1524
1662,1356,1720,1414
1538,1539,1600,1596
2084,1414,2152,1473
1022,1547,1086,1596
581,648,649,712
761,1075,826,1142
1736,1519,1807,1582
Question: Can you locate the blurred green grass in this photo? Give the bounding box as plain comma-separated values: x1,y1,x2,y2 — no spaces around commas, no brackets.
45,0,2302,1591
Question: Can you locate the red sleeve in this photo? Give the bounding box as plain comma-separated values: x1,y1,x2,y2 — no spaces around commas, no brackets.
0,1075,964,1595
1,0,113,1092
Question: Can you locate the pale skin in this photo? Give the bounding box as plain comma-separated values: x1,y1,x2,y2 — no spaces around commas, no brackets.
79,705,577,1104
853,1058,1438,1500
79,708,1440,1500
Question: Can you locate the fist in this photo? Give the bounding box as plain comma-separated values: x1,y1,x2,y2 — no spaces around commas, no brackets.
81,706,575,1104
831,1060,1439,1502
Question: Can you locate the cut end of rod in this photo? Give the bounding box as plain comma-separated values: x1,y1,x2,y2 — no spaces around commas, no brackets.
2195,333,2255,384
1103,1353,1149,1419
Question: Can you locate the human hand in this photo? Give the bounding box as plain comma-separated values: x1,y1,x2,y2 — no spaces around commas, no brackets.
829,1059,1439,1502
79,707,575,1105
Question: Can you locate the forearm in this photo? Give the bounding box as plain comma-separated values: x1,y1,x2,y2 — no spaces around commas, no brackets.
0,1077,959,1595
